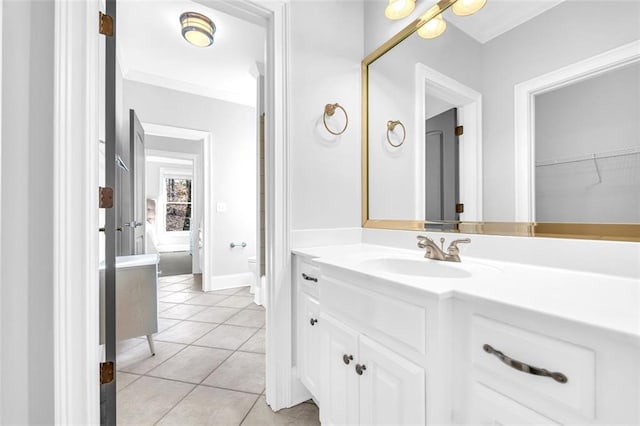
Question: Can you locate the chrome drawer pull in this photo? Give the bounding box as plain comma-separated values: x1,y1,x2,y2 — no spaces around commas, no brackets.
301,273,318,283
483,344,568,384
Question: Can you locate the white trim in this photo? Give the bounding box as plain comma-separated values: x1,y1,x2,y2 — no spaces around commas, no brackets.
209,272,253,290
53,0,101,423
514,40,640,222
142,124,209,284
0,0,4,420
415,63,483,221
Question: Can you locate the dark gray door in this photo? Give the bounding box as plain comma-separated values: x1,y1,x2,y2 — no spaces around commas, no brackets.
425,108,459,221
101,0,117,424
130,109,146,254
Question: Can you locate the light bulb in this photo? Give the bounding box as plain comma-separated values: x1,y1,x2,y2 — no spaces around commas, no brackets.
417,15,447,39
385,0,416,20
451,0,487,16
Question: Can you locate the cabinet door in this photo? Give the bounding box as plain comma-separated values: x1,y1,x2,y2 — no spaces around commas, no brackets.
320,313,359,426
358,335,425,425
298,291,321,399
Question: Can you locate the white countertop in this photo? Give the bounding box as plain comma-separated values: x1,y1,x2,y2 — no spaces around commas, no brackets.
293,243,640,343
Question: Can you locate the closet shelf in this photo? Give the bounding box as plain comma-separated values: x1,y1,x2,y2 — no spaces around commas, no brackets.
536,147,640,167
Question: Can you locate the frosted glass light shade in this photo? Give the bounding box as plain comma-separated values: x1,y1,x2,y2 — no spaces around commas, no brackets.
452,0,487,16
385,0,416,20
180,12,215,47
417,15,447,39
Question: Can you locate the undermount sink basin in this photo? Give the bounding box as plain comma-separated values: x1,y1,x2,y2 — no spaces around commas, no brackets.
358,257,499,279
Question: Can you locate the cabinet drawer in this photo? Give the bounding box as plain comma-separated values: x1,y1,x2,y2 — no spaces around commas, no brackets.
471,315,595,420
322,277,427,355
296,257,320,298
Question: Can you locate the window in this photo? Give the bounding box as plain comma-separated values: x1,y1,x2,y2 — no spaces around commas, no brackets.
165,177,192,232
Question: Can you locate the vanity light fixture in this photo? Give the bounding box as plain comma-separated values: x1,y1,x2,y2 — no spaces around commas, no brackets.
385,0,416,20
417,14,447,39
451,0,487,16
180,12,215,47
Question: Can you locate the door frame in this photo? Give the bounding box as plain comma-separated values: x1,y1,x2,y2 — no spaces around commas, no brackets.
52,0,292,423
143,122,209,284
415,63,483,222
513,39,640,222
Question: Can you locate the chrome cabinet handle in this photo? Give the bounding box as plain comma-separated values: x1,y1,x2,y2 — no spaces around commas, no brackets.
302,273,318,283
343,354,353,365
309,318,318,326
355,364,367,375
483,344,568,384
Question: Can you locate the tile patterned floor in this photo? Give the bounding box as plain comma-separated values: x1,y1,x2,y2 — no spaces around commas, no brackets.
116,273,320,425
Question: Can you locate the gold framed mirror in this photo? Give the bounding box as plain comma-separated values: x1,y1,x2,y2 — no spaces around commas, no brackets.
362,0,640,242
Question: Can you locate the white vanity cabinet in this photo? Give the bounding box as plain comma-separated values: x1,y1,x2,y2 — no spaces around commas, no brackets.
295,256,322,400
320,312,425,425
452,298,640,426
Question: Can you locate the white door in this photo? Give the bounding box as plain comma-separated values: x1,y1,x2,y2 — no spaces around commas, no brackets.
320,314,359,425
298,292,321,399
358,335,425,425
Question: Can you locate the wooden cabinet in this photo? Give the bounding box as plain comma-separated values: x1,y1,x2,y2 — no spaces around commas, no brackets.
320,313,425,426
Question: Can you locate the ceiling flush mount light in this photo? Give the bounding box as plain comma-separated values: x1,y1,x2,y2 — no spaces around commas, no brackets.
180,12,215,47
417,15,447,39
452,0,487,16
385,0,416,20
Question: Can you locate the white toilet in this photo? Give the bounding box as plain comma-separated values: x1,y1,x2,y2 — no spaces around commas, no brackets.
248,256,263,305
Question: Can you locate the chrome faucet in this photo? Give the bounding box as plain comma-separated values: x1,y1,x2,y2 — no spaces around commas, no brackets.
416,235,471,262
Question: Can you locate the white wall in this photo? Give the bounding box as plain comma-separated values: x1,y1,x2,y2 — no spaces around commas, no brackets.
124,80,256,277
535,62,640,223
1,0,54,423
289,0,364,230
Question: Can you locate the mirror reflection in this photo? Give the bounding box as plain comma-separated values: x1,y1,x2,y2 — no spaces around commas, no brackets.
367,0,640,225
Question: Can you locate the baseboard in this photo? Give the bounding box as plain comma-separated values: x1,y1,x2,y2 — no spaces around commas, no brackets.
207,272,253,292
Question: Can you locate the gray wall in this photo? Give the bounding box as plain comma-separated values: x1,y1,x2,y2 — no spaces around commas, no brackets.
1,0,54,423
122,80,256,277
535,62,640,223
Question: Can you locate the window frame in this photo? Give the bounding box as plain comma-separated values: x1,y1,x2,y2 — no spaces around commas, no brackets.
159,168,194,237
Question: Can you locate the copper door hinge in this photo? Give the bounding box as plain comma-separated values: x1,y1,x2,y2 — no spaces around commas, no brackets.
455,126,464,136
100,361,114,385
99,12,114,36
456,203,464,214
99,187,114,208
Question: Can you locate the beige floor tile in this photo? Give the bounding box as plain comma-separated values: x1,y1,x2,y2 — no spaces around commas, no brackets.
160,292,200,304
116,337,145,355
210,287,244,296
118,341,186,374
116,371,141,391
193,324,258,351
226,309,265,328
147,346,232,384
239,329,265,354
203,351,265,394
117,376,194,425
183,293,230,306
158,302,178,313
157,386,258,426
189,306,241,323
234,286,252,296
242,396,320,426
154,321,216,344
159,275,193,284
157,318,181,333
162,282,195,292
159,303,207,320
245,303,265,311
158,290,176,298
216,295,254,309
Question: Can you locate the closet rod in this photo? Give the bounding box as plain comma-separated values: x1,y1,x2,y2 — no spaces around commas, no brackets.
536,147,640,167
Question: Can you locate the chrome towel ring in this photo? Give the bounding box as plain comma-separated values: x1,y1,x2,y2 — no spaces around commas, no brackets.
323,103,349,136
386,120,406,147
